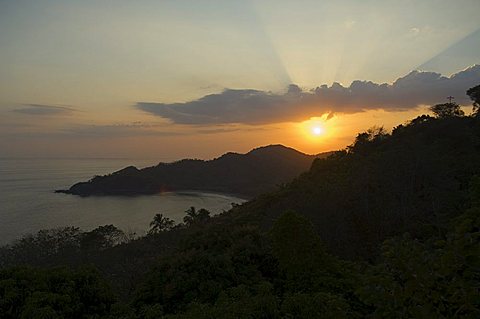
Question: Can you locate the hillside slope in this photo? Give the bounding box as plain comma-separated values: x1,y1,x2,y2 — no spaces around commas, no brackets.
58,145,328,198
231,116,480,259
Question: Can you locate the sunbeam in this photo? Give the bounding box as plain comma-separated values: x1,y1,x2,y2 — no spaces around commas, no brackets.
417,27,480,74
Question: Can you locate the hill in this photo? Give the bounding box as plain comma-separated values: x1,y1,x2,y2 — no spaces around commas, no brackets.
231,115,480,259
57,145,329,198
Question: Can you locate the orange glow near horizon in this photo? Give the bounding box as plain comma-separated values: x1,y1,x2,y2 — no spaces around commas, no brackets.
1,106,435,160
279,107,433,156
298,115,337,143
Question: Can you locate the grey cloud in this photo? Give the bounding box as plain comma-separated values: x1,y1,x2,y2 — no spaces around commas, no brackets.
67,124,270,137
12,104,75,116
196,127,243,134
0,123,185,139
137,65,480,125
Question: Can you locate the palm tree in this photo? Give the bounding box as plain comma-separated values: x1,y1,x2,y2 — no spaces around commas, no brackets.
148,213,175,234
183,206,197,225
183,206,211,225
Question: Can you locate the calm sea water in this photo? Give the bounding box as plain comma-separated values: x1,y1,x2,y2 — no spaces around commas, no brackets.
0,158,245,245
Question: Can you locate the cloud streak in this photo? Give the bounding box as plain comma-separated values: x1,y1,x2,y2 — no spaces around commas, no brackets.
60,123,185,138
12,104,75,116
137,65,480,125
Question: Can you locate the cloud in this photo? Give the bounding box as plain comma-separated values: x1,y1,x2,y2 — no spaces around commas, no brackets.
196,126,271,135
409,27,421,36
60,123,184,138
12,104,75,116
66,123,271,138
137,65,480,125
0,122,188,139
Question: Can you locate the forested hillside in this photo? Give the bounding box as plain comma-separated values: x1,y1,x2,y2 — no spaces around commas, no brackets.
58,145,323,198
232,114,480,259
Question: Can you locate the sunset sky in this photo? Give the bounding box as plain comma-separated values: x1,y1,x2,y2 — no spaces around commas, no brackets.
1,0,480,160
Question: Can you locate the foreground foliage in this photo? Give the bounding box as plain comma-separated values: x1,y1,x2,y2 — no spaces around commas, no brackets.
3,203,477,318
0,266,115,319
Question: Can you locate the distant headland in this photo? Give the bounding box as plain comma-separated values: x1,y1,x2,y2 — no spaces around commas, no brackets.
56,145,331,198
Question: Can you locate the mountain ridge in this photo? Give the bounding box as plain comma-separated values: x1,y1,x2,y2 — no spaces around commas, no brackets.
57,144,332,198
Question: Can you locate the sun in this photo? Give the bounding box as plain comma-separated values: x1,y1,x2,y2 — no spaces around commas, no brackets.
312,126,324,136
298,117,331,142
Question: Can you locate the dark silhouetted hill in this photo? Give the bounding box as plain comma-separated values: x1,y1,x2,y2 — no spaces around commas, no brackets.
57,145,330,198
230,116,480,259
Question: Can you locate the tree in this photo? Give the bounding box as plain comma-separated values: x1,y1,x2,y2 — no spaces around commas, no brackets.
0,266,115,318
270,211,346,289
347,126,388,154
408,114,433,126
0,227,82,267
357,177,480,318
148,213,175,234
183,207,211,225
80,225,124,251
467,84,480,115
133,225,270,315
429,102,464,118
270,211,361,317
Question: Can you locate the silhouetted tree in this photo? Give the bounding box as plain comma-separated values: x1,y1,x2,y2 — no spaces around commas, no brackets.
148,213,175,234
133,225,270,315
347,126,388,154
358,178,480,318
183,207,211,225
430,102,464,118
121,228,138,243
467,84,480,115
81,225,124,251
409,114,433,125
0,266,115,318
0,227,82,267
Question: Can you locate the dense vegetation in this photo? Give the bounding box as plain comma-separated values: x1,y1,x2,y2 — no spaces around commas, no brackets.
234,115,480,259
1,86,479,318
58,145,323,198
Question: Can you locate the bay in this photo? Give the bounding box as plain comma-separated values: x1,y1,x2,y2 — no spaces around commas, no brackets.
0,158,245,244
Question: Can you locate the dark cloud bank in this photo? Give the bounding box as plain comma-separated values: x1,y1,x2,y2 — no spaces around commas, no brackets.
137,65,480,125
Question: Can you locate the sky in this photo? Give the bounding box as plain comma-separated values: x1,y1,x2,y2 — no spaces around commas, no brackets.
1,0,479,160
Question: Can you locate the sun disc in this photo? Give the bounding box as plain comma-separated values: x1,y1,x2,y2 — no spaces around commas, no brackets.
312,126,324,135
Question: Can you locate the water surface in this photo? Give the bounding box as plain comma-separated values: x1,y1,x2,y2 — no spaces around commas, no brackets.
0,158,245,244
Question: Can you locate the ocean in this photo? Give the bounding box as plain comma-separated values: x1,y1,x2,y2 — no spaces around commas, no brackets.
0,158,245,245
